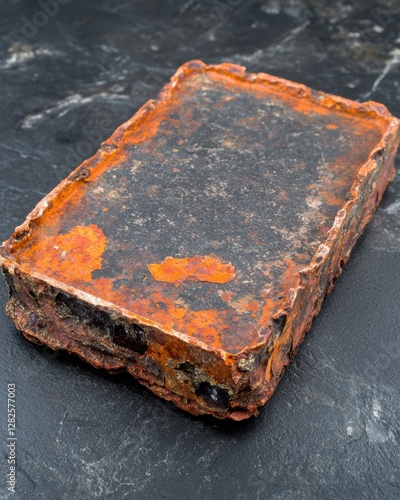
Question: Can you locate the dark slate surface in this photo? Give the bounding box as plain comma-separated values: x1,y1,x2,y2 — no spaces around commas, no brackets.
0,0,399,498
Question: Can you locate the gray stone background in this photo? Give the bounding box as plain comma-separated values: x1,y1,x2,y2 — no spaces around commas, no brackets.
0,0,399,498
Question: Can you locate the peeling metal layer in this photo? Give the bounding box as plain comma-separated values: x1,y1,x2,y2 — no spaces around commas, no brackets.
1,60,399,420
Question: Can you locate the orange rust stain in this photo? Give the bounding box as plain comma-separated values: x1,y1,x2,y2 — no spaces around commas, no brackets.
234,115,259,131
326,124,339,130
23,224,107,283
280,257,301,289
291,98,331,117
219,291,260,317
78,275,228,350
144,290,189,328
258,297,276,329
11,146,131,247
123,107,163,146
124,93,203,150
258,257,303,332
148,255,236,285
220,290,233,303
177,309,227,349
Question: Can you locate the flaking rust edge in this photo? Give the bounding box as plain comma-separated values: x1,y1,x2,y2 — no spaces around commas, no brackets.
0,60,399,420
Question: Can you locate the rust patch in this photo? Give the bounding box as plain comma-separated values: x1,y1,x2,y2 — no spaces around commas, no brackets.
20,224,107,283
148,256,236,285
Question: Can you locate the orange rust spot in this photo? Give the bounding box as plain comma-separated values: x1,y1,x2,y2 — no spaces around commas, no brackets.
177,309,226,349
23,224,107,283
326,124,339,130
220,291,233,303
280,257,301,289
219,291,260,317
148,255,236,285
258,297,276,329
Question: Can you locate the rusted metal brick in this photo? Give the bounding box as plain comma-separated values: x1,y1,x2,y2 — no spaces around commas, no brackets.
1,61,399,420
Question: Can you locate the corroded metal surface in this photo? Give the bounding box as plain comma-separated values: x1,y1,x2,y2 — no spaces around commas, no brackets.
1,60,399,420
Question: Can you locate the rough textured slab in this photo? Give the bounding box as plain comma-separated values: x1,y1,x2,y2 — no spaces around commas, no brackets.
1,60,399,420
